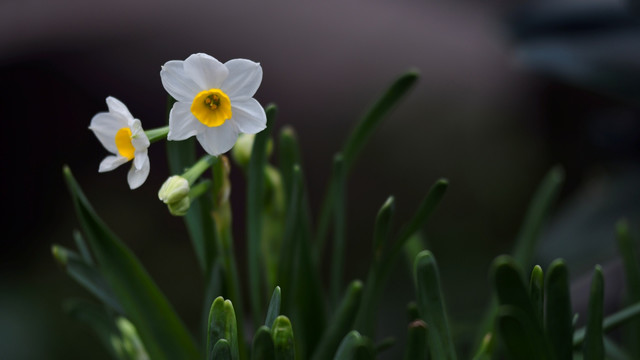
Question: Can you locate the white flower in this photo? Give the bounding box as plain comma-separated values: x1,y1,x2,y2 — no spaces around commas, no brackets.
160,53,267,155
89,97,150,189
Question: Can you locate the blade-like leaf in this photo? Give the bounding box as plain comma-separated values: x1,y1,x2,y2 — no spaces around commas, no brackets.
512,166,564,270
330,154,346,307
616,219,640,358
545,259,572,360
315,70,420,254
583,265,604,360
312,280,364,360
211,339,232,360
414,250,456,360
403,320,428,360
252,326,276,360
52,244,123,314
63,166,199,360
166,135,218,275
272,316,295,360
573,301,640,345
529,265,544,326
266,286,282,329
73,230,93,264
207,296,239,360
63,298,123,360
333,331,374,360
248,104,277,326
497,305,550,360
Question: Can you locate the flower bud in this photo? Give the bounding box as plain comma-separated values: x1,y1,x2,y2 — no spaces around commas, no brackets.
231,133,273,168
158,175,189,204
168,196,191,216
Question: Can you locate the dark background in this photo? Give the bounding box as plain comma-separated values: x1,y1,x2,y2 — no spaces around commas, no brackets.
1,0,639,358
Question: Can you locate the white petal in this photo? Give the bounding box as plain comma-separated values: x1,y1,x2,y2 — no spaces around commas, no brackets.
160,60,201,102
133,149,148,170
130,119,150,150
196,121,239,155
105,97,133,121
223,59,263,99
127,157,150,189
183,53,228,90
89,112,125,153
99,155,129,172
231,98,267,134
167,101,204,141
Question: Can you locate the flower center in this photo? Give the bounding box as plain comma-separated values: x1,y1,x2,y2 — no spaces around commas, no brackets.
191,89,232,127
115,127,135,160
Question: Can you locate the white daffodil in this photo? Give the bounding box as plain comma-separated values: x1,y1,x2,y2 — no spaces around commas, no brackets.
89,97,150,189
160,53,267,155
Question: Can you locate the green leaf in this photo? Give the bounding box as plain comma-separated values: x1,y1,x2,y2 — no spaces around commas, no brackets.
616,219,640,358
330,154,347,307
266,286,282,329
312,280,364,360
291,167,326,357
278,166,302,310
497,305,550,360
315,70,420,254
387,179,448,268
207,296,239,360
491,256,537,324
63,298,124,360
278,126,302,205
52,244,123,314
583,265,604,360
474,166,564,351
166,135,218,275
373,196,395,262
573,301,640,345
333,331,374,360
403,319,428,360
62,166,199,360
211,339,232,360
545,259,573,360
252,326,276,360
353,197,395,337
355,180,447,339
512,165,564,270
414,250,456,360
341,71,420,170
272,316,295,360
529,265,544,327
73,229,93,264
248,104,277,326
491,256,550,358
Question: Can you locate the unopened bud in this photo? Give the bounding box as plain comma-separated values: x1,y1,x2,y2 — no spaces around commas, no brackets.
158,176,189,204
168,196,190,216
231,133,273,168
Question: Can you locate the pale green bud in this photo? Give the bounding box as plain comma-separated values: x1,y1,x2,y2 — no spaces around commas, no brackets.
158,175,189,204
168,196,190,216
231,133,273,168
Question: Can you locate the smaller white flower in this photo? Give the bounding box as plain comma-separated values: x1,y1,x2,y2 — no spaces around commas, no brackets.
89,97,150,189
160,53,267,156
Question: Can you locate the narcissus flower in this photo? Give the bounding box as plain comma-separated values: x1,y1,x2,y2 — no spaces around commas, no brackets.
160,53,267,155
89,97,150,189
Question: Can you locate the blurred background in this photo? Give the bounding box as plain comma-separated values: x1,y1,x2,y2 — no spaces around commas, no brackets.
1,0,639,358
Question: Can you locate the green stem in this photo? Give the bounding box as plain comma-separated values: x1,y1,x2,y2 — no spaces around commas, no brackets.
188,180,211,201
145,126,169,144
183,155,217,185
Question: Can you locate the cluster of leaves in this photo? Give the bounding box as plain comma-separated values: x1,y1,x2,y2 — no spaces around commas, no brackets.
54,69,640,359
